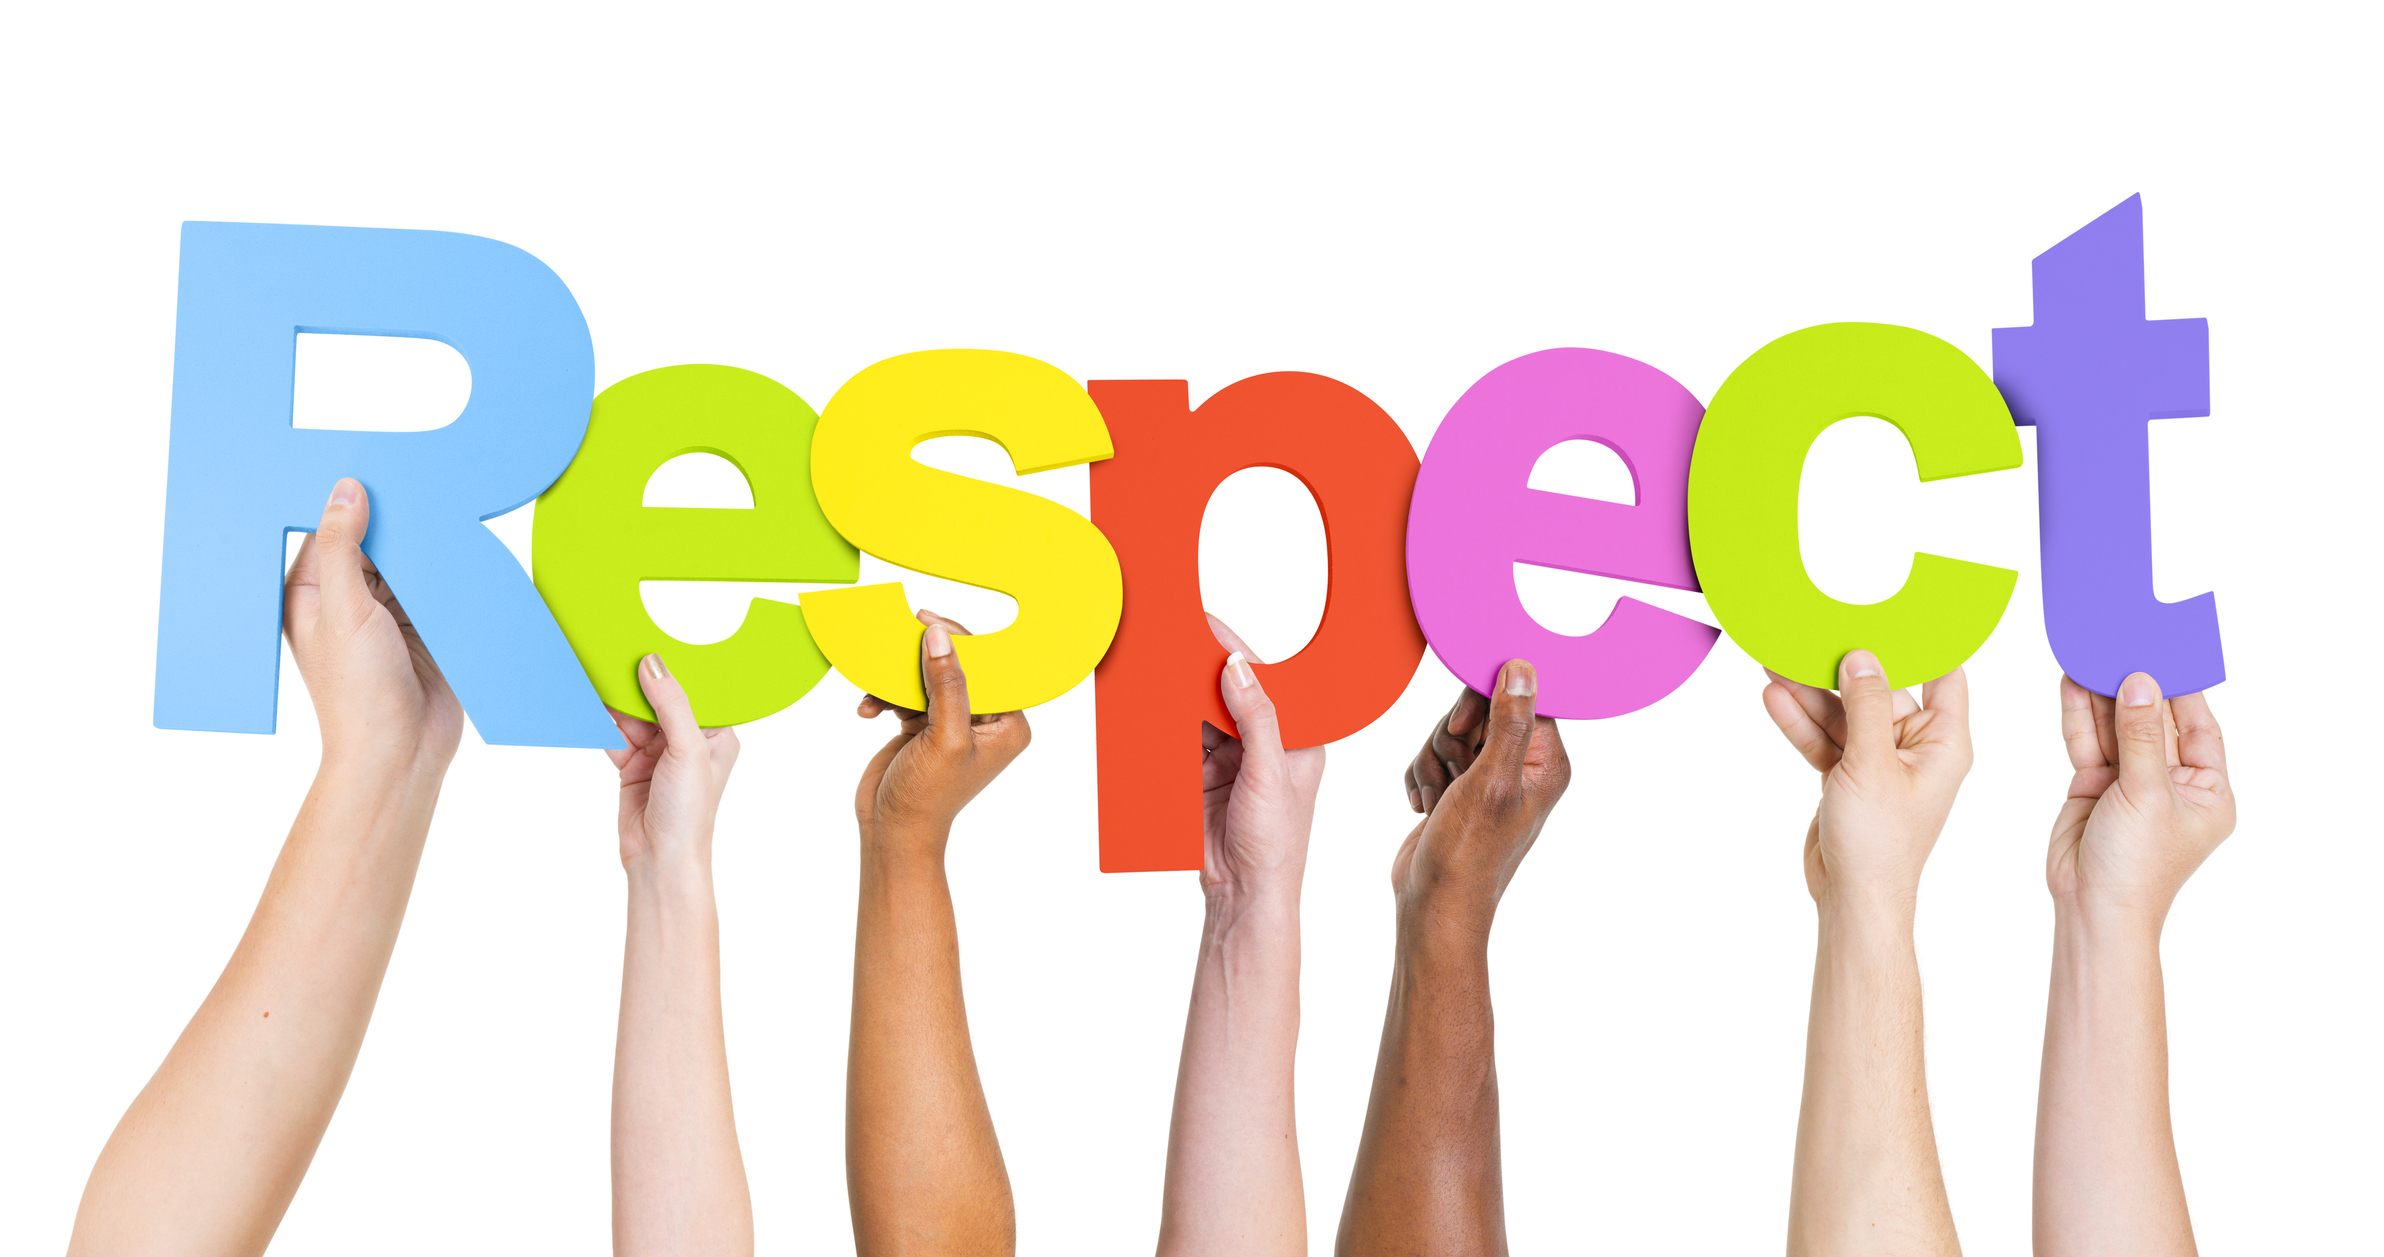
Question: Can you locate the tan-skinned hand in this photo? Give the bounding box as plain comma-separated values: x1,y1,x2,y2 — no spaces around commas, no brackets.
282,478,463,773
853,611,1031,854
1761,648,1972,906
607,654,741,871
1200,615,1327,900
2050,672,2235,920
1394,660,1572,921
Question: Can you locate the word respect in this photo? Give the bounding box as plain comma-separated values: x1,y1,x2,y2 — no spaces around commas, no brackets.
155,197,2221,872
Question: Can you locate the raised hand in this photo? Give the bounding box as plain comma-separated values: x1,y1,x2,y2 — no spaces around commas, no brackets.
2049,673,2235,917
1159,617,1324,1257
2034,674,2232,1257
1338,660,1568,1257
608,654,753,1257
282,477,462,769
1200,614,1327,897
847,610,1024,1257
1761,649,1966,1257
608,654,742,869
71,479,461,1256
853,610,1031,851
1762,649,1972,905
1393,660,1571,917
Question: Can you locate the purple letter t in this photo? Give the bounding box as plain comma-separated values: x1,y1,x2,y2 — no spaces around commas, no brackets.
1993,195,2223,697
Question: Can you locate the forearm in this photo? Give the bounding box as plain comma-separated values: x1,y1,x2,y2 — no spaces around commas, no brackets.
847,833,1013,1256
72,754,444,1256
2034,904,2191,1257
614,855,752,1257
1789,894,1958,1257
1337,907,1503,1257
1159,882,1305,1256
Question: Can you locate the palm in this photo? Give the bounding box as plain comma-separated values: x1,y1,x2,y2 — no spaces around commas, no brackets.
1201,724,1324,889
283,532,463,760
2049,676,2234,908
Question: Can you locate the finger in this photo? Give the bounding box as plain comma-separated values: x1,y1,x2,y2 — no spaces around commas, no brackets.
2058,675,2109,770
1204,613,1265,665
915,608,977,637
2112,672,2173,798
286,533,323,593
1403,762,1423,813
2090,688,2118,767
1915,667,1970,750
311,478,373,618
919,620,974,751
1203,724,1244,793
1762,681,1841,773
2169,690,2228,777
1444,685,1490,740
858,694,923,722
1410,744,1450,812
1890,687,1921,721
1765,668,1846,751
1471,659,1541,783
636,654,705,756
1834,649,1897,766
606,706,659,771
1218,651,1289,784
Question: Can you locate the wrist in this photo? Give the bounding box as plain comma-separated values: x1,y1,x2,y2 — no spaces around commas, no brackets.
624,840,713,890
1203,878,1299,939
2052,895,2167,954
320,737,454,787
1204,858,1303,908
1395,891,1496,959
1815,877,1918,928
859,820,950,872
309,748,448,814
1814,885,1918,962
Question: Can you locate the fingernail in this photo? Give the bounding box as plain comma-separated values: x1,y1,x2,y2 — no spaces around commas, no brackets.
329,478,360,507
1841,649,1882,681
1226,651,1256,688
2119,673,2159,708
643,653,668,680
1407,788,1422,812
1504,661,1535,697
924,622,953,658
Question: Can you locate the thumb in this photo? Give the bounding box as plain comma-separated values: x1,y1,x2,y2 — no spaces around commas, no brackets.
1218,651,1287,783
636,654,705,758
2112,672,2173,800
311,478,373,622
919,619,974,752
1835,649,1897,766
1470,659,1541,785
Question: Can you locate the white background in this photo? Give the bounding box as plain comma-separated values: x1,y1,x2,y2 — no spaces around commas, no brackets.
2,2,2375,1252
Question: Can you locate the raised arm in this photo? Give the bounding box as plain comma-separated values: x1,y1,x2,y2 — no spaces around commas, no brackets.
1337,660,1570,1257
609,654,751,1256
1762,650,1968,1257
71,479,463,1256
1157,620,1326,1257
846,612,1030,1257
2034,674,2234,1257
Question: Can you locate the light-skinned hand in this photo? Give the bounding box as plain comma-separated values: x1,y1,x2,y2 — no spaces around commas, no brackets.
2050,672,2234,920
1761,649,1972,906
1200,615,1326,900
1394,660,1571,922
607,653,741,871
853,611,1031,854
283,477,462,771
